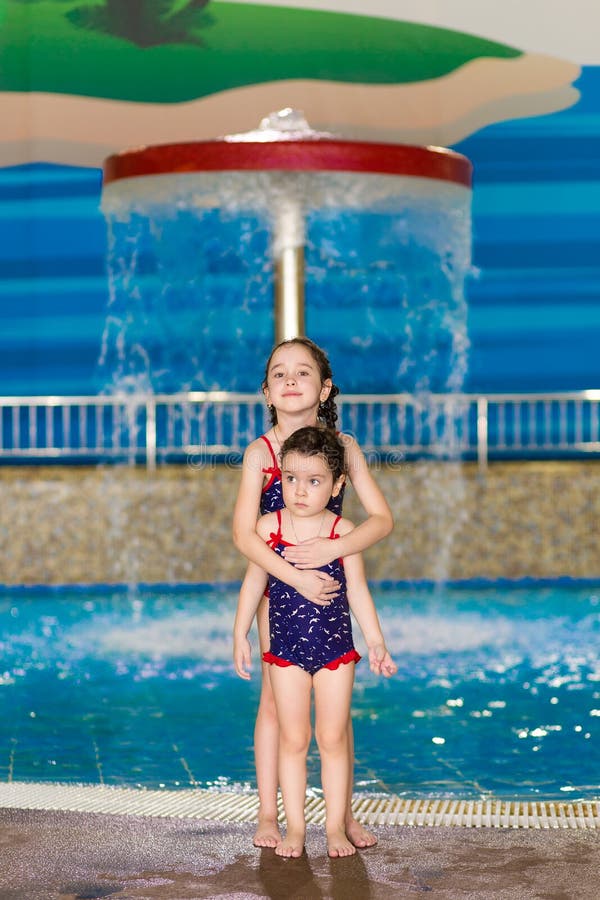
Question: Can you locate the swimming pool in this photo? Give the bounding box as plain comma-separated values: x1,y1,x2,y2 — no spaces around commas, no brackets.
1,583,598,801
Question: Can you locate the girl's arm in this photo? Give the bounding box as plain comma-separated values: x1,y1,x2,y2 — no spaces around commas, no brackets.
232,440,339,604
283,433,394,568
232,560,269,680
338,520,397,678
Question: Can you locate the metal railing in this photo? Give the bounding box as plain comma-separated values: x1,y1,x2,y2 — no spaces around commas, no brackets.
1,390,599,470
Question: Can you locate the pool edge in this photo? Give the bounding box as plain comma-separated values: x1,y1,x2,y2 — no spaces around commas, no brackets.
0,782,598,830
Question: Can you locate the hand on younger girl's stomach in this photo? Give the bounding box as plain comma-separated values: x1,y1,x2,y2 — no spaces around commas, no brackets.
295,569,340,606
282,537,336,569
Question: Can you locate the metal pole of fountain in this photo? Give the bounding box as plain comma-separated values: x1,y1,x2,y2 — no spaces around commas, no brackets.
272,186,305,342
102,109,472,346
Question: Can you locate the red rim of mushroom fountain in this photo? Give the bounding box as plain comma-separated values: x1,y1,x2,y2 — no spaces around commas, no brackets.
103,139,472,188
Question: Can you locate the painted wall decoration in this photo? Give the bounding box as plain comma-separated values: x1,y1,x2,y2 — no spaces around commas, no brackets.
0,0,583,166
0,0,599,394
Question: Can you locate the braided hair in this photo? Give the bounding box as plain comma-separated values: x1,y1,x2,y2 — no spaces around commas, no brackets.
262,337,339,428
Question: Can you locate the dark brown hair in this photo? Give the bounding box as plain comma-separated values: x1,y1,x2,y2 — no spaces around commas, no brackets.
280,426,346,481
262,337,339,428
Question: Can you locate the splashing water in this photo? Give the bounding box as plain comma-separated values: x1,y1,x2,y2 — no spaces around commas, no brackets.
100,170,471,396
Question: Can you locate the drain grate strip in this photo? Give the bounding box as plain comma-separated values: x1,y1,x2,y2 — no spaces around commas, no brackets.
0,782,598,829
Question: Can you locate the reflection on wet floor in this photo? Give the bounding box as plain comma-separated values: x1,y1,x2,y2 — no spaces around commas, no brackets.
2,808,600,900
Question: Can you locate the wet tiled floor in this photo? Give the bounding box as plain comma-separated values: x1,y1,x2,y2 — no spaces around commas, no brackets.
1,806,599,899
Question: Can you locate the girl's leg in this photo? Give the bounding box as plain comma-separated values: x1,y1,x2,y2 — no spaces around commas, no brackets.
253,596,280,847
269,664,312,858
344,721,377,848
313,664,356,858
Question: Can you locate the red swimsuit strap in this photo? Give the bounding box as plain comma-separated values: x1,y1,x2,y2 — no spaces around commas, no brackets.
260,434,279,468
260,434,281,493
328,515,342,540
267,509,284,549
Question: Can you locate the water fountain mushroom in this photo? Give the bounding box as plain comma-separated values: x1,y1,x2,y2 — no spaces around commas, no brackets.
102,108,472,346
101,110,473,576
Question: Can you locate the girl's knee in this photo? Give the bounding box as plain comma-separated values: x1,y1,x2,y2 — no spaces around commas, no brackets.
256,693,277,725
315,726,347,756
257,676,276,712
280,726,311,756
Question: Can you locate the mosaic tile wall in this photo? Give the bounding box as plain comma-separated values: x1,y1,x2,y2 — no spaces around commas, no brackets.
0,461,598,585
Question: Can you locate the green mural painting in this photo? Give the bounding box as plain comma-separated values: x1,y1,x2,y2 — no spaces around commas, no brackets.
0,0,582,166
0,0,518,101
68,0,212,48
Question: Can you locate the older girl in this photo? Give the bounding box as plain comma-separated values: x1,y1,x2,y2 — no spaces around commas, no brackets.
232,338,393,848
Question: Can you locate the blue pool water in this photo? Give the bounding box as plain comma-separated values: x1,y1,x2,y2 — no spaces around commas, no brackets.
1,583,599,800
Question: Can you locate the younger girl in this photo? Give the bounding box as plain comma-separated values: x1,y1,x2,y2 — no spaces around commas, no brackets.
232,337,393,849
234,427,396,858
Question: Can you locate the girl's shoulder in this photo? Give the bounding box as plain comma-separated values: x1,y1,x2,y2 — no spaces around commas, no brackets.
243,431,275,464
336,431,365,468
257,510,277,539
245,431,273,452
331,514,355,536
337,431,360,452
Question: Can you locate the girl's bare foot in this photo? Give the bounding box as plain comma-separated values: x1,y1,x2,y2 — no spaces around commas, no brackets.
275,829,305,858
345,816,377,848
253,816,282,848
327,826,356,858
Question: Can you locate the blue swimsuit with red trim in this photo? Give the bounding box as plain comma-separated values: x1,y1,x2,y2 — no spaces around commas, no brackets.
262,509,360,676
